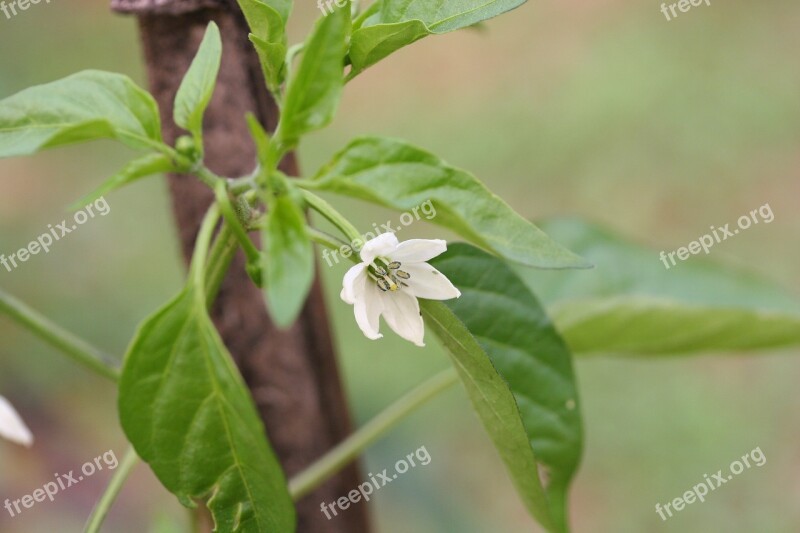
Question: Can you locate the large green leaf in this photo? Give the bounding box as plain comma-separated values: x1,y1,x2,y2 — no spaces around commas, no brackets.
119,287,295,532
423,301,555,531
238,0,292,93
426,243,582,532
262,188,315,328
519,218,800,355
312,136,589,269
174,22,222,142
349,0,527,75
0,70,163,157
277,4,350,147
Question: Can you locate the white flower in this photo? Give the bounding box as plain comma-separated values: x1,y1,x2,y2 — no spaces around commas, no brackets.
0,395,33,447
340,233,461,347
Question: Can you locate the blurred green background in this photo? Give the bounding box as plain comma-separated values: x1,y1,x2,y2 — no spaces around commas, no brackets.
1,1,799,531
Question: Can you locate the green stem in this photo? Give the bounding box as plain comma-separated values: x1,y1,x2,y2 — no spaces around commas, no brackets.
286,42,306,71
307,227,361,267
204,222,238,306
301,190,362,245
228,175,257,195
0,288,119,381
194,166,225,189
191,204,222,294
290,178,322,190
288,367,459,500
306,228,350,253
84,447,139,533
214,182,260,265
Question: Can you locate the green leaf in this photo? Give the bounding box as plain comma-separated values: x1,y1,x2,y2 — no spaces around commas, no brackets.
352,0,382,30
312,136,589,269
379,0,526,31
0,70,163,158
518,218,800,355
278,4,350,148
246,113,272,169
238,0,292,93
174,22,222,142
119,286,296,532
349,0,526,75
423,302,554,531
262,186,315,328
427,243,582,533
70,153,175,210
260,0,291,22
349,20,430,75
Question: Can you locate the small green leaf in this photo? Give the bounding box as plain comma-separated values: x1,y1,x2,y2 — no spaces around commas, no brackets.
312,136,589,269
519,218,800,355
238,0,291,93
427,243,582,533
174,22,222,143
70,153,175,210
349,0,527,75
0,70,163,157
278,4,350,148
119,286,296,532
262,186,315,327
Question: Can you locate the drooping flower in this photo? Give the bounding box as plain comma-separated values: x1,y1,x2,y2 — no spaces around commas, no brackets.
0,395,33,447
340,233,461,347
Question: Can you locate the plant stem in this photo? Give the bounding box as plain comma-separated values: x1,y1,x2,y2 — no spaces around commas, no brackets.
194,166,225,189
286,42,306,71
307,227,361,267
204,223,239,306
228,175,257,195
84,447,139,533
0,288,119,381
291,178,321,190
306,228,351,252
288,367,459,500
191,204,221,293
214,182,261,265
301,190,362,244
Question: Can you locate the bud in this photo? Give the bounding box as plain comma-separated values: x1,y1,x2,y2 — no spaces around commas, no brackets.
175,135,199,159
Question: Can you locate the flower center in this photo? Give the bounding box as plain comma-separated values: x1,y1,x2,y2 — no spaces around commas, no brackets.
372,259,411,292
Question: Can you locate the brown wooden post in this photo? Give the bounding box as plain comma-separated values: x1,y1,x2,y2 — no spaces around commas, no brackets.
109,2,371,531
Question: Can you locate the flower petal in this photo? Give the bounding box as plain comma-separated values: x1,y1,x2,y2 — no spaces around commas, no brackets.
390,239,447,264
402,263,462,301
360,232,399,263
341,263,368,305
380,290,425,347
354,283,384,340
0,395,33,447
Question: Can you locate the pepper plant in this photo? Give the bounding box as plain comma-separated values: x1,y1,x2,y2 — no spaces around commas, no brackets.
2,1,799,532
